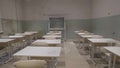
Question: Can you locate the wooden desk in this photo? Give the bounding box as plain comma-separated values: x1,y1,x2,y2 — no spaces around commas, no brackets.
15,33,31,39
47,33,61,35
15,33,34,45
24,32,34,37
0,39,15,46
74,32,93,48
74,30,85,34
81,35,103,44
74,30,89,34
9,36,24,42
49,31,61,33
77,32,94,40
104,47,120,68
0,39,15,63
77,33,87,35
24,31,38,39
81,35,103,38
88,38,116,46
88,38,116,59
32,39,61,46
43,35,61,39
9,35,26,50
24,31,38,34
80,34,103,46
13,46,61,58
74,31,80,34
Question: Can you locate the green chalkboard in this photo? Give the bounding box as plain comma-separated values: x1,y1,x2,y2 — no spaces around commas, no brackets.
49,17,64,28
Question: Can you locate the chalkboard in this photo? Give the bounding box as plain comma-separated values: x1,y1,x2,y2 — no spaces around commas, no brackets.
49,17,64,29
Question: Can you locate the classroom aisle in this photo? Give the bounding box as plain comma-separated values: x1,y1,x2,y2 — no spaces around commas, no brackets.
0,41,90,68
64,41,90,68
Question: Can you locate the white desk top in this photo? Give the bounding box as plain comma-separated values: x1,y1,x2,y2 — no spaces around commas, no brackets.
24,31,38,34
77,33,86,35
0,39,14,43
74,31,83,34
49,31,61,33
9,36,24,38
15,33,25,36
24,33,34,35
32,39,61,44
104,47,120,56
81,35,102,38
74,30,89,33
74,31,80,33
43,35,61,38
13,46,61,57
77,32,93,36
47,32,61,35
74,31,84,33
15,33,32,36
88,38,116,43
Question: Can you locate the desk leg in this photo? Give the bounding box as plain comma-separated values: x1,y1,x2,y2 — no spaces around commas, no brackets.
4,42,13,63
51,57,57,68
8,42,12,59
91,44,95,58
78,36,82,48
79,38,82,49
108,53,112,68
112,55,116,68
28,56,31,60
89,43,93,58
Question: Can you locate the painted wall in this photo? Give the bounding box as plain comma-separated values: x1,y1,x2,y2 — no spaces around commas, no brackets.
0,0,93,38
3,0,120,40
21,19,92,39
23,0,92,20
92,15,120,40
0,0,17,19
21,0,92,39
0,0,23,20
22,20,49,37
92,0,120,40
65,19,92,39
0,0,24,34
92,0,120,18
0,0,23,19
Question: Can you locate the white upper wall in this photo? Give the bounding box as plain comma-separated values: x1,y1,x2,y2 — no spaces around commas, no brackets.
0,0,16,19
92,0,120,18
0,0,23,20
2,0,120,20
23,0,92,20
15,0,24,20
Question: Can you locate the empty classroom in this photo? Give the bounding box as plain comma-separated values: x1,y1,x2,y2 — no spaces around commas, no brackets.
0,0,120,68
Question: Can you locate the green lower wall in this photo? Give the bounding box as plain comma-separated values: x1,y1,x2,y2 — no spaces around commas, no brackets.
92,15,120,40
65,19,92,39
2,15,120,40
0,18,93,39
17,20,23,33
1,19,24,35
20,19,92,39
21,20,49,37
1,19,17,35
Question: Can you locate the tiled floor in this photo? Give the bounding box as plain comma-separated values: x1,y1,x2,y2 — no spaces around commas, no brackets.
0,41,91,68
